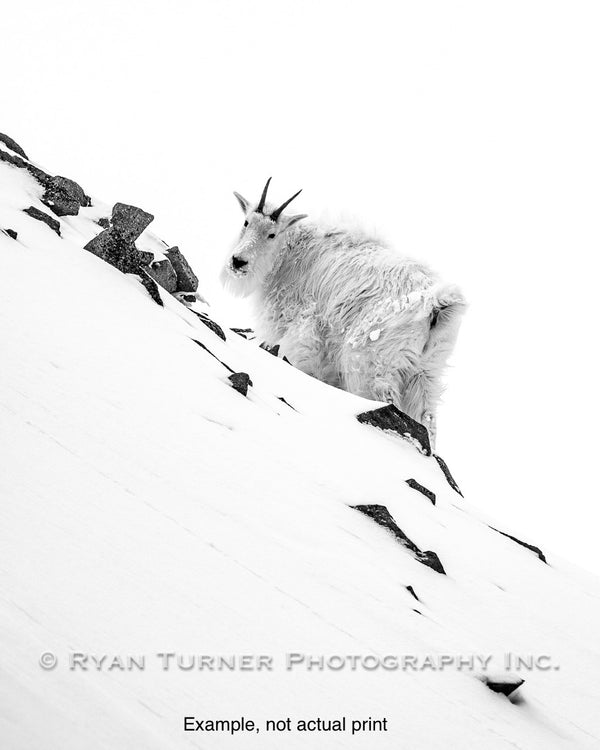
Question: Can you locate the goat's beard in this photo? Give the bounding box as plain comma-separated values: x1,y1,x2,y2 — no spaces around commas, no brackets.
219,262,259,298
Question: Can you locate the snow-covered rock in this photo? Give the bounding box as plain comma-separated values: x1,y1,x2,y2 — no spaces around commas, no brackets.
1,136,600,749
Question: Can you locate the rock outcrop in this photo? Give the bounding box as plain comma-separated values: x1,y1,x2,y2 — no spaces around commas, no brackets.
84,202,200,304
85,203,154,273
489,527,547,564
192,311,226,341
228,372,253,396
42,175,91,216
0,142,90,218
352,504,446,574
481,675,525,697
1,134,200,306
356,404,431,456
147,258,178,293
433,454,463,496
260,342,280,357
165,246,198,293
23,206,61,236
0,133,28,159
406,478,436,505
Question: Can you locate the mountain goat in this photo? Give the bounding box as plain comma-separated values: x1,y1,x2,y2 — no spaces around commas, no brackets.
220,178,465,446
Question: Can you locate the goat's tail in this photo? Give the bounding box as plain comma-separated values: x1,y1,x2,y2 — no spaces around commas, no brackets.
400,283,466,422
423,283,467,366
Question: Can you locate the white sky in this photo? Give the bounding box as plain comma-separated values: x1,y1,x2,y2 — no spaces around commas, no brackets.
2,0,600,574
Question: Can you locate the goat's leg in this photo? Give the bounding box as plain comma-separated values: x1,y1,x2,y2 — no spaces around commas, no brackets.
421,411,437,448
400,369,439,448
403,289,466,448
349,361,439,447
340,327,425,411
278,316,335,385
340,344,404,404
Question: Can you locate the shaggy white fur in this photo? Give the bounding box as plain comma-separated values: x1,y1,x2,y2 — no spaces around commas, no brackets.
221,186,465,447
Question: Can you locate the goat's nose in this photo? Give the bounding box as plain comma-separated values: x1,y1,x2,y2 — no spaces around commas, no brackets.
231,255,248,271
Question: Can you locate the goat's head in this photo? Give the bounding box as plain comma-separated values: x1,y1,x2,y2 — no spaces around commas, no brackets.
220,178,307,297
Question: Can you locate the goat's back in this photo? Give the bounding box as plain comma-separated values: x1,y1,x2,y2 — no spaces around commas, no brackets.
270,225,439,328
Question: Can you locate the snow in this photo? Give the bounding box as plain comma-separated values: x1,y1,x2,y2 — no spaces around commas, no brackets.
2,157,600,749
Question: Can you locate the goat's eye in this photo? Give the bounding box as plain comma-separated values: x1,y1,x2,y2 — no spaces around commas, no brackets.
243,220,248,227
268,233,276,239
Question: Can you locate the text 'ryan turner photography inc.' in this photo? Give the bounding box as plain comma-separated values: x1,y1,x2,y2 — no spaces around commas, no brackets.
39,651,559,673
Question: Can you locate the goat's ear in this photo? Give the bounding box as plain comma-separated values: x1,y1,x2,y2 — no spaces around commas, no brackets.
282,213,308,230
233,191,250,213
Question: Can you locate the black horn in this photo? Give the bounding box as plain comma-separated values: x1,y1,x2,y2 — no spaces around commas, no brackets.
256,177,272,214
270,189,302,221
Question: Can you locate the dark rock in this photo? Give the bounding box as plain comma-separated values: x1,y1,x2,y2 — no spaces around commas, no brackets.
173,292,199,306
111,203,154,242
356,404,431,456
282,355,292,364
85,229,118,264
85,228,153,273
0,145,52,189
85,201,158,306
191,339,234,373
2,145,184,305
0,133,28,159
352,504,445,574
97,217,110,229
147,258,177,293
433,454,463,496
165,246,198,292
178,293,197,304
414,549,446,574
1,144,91,224
278,396,296,410
483,676,524,697
228,372,253,396
192,311,226,341
489,527,547,564
42,175,91,217
23,206,61,236
129,245,154,269
0,148,90,218
0,147,28,170
138,271,163,306
260,342,280,357
231,327,254,339
406,585,420,601
405,478,436,505
4,229,18,240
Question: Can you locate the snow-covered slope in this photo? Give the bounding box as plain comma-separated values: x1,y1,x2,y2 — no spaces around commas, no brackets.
1,137,600,749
